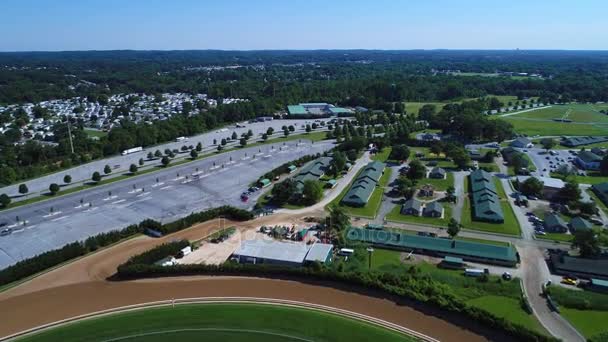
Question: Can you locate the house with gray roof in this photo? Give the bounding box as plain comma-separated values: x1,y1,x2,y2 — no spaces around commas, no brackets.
401,198,422,216
569,216,592,232
510,137,533,148
293,157,333,191
429,167,446,179
469,169,504,223
423,201,443,218
341,161,385,207
544,213,568,232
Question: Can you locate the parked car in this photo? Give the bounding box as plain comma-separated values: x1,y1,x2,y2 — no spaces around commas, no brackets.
0,228,11,236
502,272,512,281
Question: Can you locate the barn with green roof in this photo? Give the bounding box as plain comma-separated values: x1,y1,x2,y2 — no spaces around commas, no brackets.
341,161,385,207
469,169,504,223
346,227,518,266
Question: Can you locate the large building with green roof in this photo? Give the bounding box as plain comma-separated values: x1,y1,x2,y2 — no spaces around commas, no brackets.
346,227,518,266
469,169,504,223
592,182,608,207
341,161,385,207
287,103,353,116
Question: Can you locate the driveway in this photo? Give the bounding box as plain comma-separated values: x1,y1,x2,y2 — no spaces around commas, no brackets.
451,171,467,222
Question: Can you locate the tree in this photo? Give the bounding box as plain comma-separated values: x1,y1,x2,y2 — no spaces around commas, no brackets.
330,151,347,176
262,133,268,141
600,155,608,176
306,124,312,133
395,176,416,199
445,186,456,203
154,150,163,158
0,193,11,208
18,184,28,196
147,152,153,159
328,204,350,236
104,164,112,175
510,153,526,172
239,137,247,147
138,158,144,166
519,177,544,198
429,141,444,156
447,146,471,170
540,138,555,152
407,160,426,181
129,164,138,174
196,142,202,152
267,127,274,135
91,171,101,183
231,131,238,140
161,156,170,167
217,145,223,152
63,175,72,184
284,128,290,137
247,129,253,137
558,179,581,202
447,219,461,238
302,180,323,205
572,229,601,258
49,183,60,195
288,125,295,132
389,144,410,161
271,179,297,205
190,150,198,159
221,138,227,146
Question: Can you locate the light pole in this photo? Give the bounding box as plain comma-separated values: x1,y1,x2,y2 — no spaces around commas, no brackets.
367,247,374,270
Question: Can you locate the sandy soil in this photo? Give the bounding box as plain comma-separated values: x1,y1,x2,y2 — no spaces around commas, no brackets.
0,212,508,341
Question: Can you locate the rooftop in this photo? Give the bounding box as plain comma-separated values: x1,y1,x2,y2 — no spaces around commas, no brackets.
233,239,310,264
304,243,334,263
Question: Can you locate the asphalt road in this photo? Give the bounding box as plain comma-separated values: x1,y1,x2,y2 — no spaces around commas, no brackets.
0,140,335,269
0,119,334,198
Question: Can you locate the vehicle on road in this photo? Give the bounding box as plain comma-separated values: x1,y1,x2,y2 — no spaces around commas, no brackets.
121,146,143,156
502,272,512,280
0,228,11,236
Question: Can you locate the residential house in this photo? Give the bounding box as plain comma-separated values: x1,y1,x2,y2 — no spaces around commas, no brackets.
544,213,568,232
569,217,592,232
510,137,533,148
429,167,446,179
401,198,422,216
423,201,443,218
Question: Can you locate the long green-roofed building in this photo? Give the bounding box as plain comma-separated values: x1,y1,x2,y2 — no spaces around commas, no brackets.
341,161,385,207
469,169,504,223
347,227,518,266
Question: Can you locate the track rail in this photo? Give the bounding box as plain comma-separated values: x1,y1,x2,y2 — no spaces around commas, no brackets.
2,297,439,342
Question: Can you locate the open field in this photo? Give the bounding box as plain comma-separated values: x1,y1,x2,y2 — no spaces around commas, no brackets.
358,248,544,334
419,172,454,191
552,172,608,185
499,104,608,136
18,303,415,342
548,285,608,339
461,178,521,236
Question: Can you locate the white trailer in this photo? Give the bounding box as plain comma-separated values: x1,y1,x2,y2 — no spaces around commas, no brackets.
338,248,354,256
464,268,485,277
175,136,187,142
121,146,143,156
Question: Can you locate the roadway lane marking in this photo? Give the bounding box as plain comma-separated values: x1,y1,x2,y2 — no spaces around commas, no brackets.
152,182,165,188
26,225,36,229
264,155,272,158
233,163,243,167
172,176,185,181
52,215,70,222
128,189,143,194
136,192,151,197
181,179,193,184
111,199,126,205
12,228,24,233
83,207,98,213
43,211,63,218
103,195,118,201
160,185,173,190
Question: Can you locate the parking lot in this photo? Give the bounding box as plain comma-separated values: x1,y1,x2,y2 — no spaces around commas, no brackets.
0,140,335,269
520,147,579,178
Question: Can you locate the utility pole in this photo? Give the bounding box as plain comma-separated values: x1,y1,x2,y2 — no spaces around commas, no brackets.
66,118,75,154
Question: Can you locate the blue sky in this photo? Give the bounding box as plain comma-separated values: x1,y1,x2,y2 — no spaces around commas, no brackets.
1,0,606,51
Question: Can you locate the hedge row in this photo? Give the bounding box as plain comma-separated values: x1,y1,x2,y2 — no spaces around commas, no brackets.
115,261,556,342
0,206,253,287
120,240,189,268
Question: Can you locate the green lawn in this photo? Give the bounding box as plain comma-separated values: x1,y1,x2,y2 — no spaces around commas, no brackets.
386,203,453,227
328,168,392,218
461,177,521,236
351,248,545,334
498,104,608,136
551,172,608,185
419,172,454,191
371,147,392,162
561,308,608,340
19,303,414,342
536,232,574,243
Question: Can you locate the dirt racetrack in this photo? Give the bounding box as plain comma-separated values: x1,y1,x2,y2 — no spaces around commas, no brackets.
0,213,508,341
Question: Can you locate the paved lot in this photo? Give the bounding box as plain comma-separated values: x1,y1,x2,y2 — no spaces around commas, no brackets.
0,140,335,269
0,119,333,197
524,147,576,177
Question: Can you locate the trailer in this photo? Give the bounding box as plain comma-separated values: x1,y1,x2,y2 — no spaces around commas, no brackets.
175,136,187,142
338,248,354,256
121,146,143,156
464,268,485,277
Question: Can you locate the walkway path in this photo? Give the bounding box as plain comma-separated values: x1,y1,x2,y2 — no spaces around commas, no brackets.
452,171,466,222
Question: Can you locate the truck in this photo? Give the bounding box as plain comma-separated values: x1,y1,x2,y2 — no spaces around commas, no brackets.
175,136,187,142
338,248,354,256
121,146,143,156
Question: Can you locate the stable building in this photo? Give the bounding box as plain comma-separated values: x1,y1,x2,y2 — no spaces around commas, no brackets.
293,157,332,191
304,243,334,264
233,239,310,267
515,176,565,200
347,227,518,267
576,151,602,170
341,161,385,207
470,169,504,223
550,253,608,280
592,182,608,207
